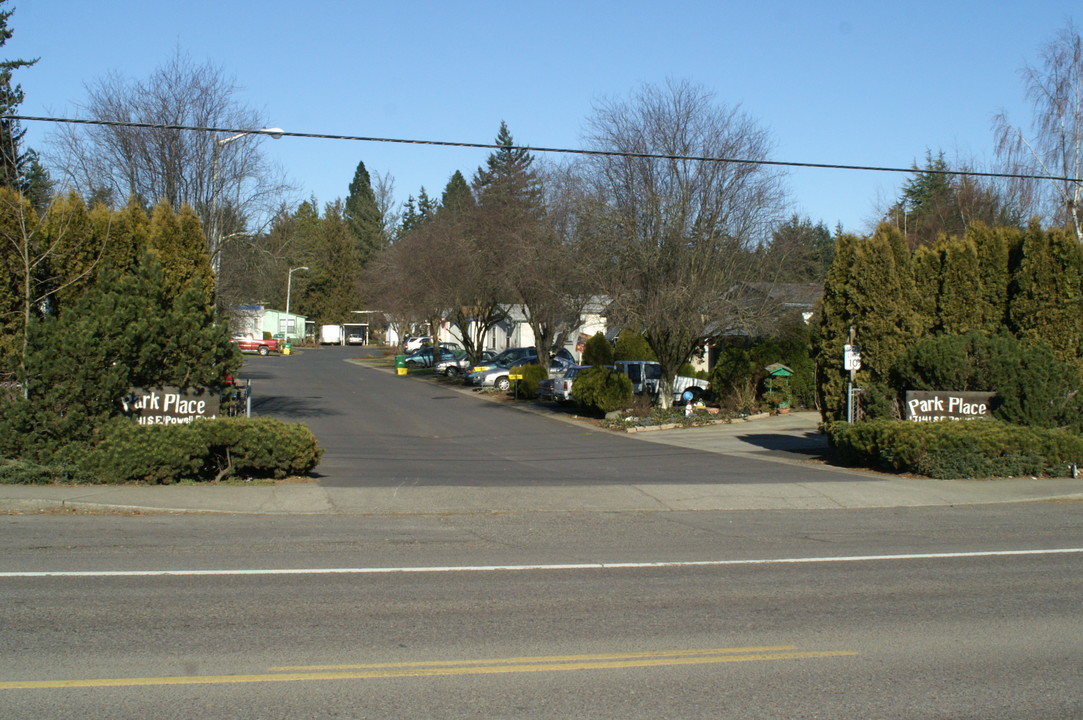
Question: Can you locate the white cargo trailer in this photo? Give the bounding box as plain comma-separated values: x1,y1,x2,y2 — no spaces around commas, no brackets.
320,324,344,345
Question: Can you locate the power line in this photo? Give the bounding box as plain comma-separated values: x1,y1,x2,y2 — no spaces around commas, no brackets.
6,114,1082,185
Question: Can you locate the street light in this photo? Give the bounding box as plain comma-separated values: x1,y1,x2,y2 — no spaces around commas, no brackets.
285,265,309,343
209,127,284,281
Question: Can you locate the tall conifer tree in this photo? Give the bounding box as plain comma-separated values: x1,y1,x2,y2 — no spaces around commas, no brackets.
344,160,383,265
0,0,40,197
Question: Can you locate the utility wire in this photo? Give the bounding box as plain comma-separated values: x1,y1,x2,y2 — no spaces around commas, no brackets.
7,114,1082,185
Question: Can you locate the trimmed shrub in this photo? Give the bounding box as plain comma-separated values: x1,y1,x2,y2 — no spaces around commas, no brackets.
512,363,548,399
0,458,93,485
70,417,322,484
582,332,614,367
574,367,633,414
825,418,1083,479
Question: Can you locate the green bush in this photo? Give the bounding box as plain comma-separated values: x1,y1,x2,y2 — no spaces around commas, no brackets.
613,330,656,361
574,367,633,414
512,363,548,399
0,458,93,485
582,332,614,367
825,418,1083,479
69,417,322,484
892,331,1083,429
711,321,817,410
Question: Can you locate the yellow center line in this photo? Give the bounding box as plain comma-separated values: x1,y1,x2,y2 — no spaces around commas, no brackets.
269,645,800,671
0,647,858,690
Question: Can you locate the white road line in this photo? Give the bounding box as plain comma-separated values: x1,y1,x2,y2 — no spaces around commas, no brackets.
2,548,1082,578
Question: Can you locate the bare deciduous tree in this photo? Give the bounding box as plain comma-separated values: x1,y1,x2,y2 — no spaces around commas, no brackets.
995,22,1083,239
579,80,786,408
511,164,598,372
47,50,291,273
372,169,401,246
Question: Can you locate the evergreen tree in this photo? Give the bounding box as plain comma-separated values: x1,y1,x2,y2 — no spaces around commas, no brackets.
344,160,384,265
817,226,921,420
298,200,362,325
147,201,216,311
613,329,657,361
582,332,614,366
472,121,542,208
398,196,418,239
440,170,474,213
971,224,1015,333
935,236,983,335
0,254,239,461
911,244,940,333
1008,224,1083,373
816,233,860,421
98,198,150,273
886,151,1018,248
762,215,835,282
34,192,101,312
398,188,438,238
416,187,437,219
0,1,41,198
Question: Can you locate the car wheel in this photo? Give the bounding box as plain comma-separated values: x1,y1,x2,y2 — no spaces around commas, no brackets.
445,366,460,377
258,345,270,356
494,376,511,392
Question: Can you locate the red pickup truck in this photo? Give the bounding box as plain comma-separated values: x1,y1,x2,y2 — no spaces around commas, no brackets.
231,335,280,356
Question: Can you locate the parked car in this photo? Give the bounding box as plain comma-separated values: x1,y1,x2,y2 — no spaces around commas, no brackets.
404,347,461,368
230,334,280,356
464,361,520,391
403,336,432,353
464,352,576,391
436,350,495,376
537,365,591,403
346,333,364,345
467,347,576,376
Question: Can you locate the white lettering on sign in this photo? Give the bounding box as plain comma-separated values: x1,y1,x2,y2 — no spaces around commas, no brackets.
125,386,220,424
904,391,995,422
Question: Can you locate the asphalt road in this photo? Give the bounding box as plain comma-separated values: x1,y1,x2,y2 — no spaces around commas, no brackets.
1,506,1081,719
3,346,1081,718
246,346,845,487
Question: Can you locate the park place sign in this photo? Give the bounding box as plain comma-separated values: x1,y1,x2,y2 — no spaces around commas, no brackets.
122,386,220,425
905,390,997,422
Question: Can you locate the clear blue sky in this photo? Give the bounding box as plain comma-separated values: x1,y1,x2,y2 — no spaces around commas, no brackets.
9,1,1081,233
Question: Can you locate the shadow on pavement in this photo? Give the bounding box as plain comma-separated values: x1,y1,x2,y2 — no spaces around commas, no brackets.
737,431,831,460
252,396,341,419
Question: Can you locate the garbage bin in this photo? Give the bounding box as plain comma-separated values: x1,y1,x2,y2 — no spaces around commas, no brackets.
395,354,407,376
283,342,292,356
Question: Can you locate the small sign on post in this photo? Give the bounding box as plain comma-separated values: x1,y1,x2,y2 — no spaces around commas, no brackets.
843,344,862,371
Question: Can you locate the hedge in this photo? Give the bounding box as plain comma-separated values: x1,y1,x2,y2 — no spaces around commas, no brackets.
63,416,322,484
824,418,1083,479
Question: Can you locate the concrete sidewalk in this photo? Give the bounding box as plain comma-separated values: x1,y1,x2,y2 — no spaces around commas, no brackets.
2,412,1081,515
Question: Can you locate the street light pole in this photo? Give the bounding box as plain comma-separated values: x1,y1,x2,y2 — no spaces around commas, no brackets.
285,265,309,343
210,127,284,308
